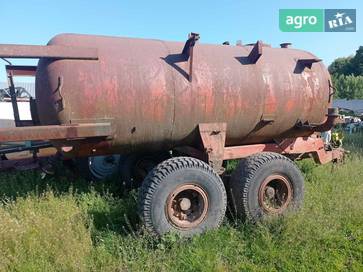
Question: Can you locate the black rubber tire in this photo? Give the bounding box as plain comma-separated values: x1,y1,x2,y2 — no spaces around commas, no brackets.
120,152,170,189
229,152,304,221
139,157,227,237
76,155,121,182
75,157,94,181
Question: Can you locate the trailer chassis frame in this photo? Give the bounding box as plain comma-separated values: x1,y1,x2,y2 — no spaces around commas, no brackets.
175,123,345,174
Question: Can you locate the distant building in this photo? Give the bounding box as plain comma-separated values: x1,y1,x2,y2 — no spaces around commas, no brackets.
0,82,34,128
333,99,363,115
0,82,35,97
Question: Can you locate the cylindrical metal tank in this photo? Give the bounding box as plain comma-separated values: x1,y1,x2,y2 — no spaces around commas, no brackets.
35,34,332,154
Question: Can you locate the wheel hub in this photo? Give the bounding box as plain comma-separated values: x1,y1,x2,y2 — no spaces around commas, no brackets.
258,174,293,214
179,198,192,211
265,186,276,199
166,184,209,229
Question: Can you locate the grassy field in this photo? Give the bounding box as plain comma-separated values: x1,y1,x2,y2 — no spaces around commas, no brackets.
0,135,363,271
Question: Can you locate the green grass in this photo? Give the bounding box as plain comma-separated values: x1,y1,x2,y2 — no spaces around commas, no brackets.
0,135,363,271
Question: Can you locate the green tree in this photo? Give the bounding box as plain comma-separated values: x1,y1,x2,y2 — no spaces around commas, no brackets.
329,56,354,75
330,46,363,99
351,46,363,76
332,74,363,99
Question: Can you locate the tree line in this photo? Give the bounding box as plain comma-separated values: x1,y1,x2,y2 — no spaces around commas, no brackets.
328,46,363,99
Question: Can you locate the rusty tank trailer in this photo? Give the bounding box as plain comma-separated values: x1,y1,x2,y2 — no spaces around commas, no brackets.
35,33,333,156
0,33,344,237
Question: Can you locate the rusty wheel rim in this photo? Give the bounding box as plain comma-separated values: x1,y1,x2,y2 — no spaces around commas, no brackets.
258,174,293,214
166,184,209,229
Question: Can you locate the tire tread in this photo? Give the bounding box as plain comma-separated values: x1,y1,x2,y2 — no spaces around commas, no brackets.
230,152,303,221
139,157,227,235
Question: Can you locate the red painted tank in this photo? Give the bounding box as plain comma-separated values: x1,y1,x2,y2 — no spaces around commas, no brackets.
35,34,332,154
